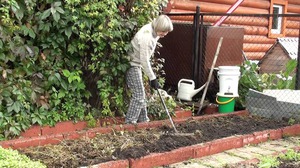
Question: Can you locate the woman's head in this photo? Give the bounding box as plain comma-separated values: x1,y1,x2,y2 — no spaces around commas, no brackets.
152,15,173,38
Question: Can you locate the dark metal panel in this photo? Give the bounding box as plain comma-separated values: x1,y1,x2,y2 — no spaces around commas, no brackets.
157,23,194,90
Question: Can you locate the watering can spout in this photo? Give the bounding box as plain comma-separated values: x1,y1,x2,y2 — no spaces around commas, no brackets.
191,83,206,97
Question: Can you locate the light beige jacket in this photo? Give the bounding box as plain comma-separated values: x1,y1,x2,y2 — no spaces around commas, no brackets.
128,23,159,80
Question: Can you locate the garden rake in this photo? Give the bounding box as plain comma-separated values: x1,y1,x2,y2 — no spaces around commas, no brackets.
156,89,194,136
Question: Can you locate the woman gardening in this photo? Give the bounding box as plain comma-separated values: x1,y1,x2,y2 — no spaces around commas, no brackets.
125,15,173,124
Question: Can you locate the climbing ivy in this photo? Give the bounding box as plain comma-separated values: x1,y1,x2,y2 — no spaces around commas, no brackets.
0,0,168,140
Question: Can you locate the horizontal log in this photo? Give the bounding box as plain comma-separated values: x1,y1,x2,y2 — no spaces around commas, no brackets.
225,16,269,27
243,43,272,52
286,20,300,29
285,28,299,37
169,8,196,14
289,0,300,5
170,19,269,36
170,12,269,27
173,1,269,14
244,52,265,60
287,4,300,14
192,0,270,9
243,35,276,44
287,15,300,21
203,15,269,27
230,25,269,36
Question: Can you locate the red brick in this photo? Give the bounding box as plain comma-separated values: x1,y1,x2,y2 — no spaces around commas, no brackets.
129,146,194,168
41,121,85,136
63,131,86,140
193,143,211,158
242,131,269,145
242,134,256,145
20,125,42,138
252,130,269,144
209,136,243,154
148,120,167,128
173,110,192,119
73,121,88,131
2,134,64,149
123,124,138,131
85,127,113,138
282,124,300,136
268,129,283,140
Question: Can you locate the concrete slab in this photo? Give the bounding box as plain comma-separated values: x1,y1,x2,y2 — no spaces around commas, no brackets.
225,148,256,160
258,139,298,152
287,136,300,145
212,152,245,165
163,159,211,168
231,146,274,157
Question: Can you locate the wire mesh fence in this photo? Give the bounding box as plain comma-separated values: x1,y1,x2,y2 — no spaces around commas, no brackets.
157,12,300,119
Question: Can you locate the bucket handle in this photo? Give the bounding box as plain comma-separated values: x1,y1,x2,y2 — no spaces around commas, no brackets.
216,96,234,105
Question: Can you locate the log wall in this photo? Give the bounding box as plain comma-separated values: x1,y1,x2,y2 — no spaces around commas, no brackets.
168,0,300,60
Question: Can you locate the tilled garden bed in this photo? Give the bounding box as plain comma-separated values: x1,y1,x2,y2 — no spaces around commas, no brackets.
15,112,300,168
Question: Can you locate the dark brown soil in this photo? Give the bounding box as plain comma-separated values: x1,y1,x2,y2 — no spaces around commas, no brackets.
18,115,297,168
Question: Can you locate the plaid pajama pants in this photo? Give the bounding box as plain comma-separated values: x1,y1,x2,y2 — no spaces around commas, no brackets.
125,67,150,123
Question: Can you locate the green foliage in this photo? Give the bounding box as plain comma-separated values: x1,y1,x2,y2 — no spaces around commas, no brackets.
278,149,300,161
147,90,177,120
236,60,297,110
257,149,300,168
85,113,97,128
0,146,46,168
257,155,280,168
0,0,168,139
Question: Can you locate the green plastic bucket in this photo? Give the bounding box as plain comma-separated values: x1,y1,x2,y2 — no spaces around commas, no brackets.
216,95,235,113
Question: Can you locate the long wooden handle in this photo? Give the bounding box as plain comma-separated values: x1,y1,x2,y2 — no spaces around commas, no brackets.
197,37,224,115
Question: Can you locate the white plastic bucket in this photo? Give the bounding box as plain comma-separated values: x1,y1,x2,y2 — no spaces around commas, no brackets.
217,66,240,97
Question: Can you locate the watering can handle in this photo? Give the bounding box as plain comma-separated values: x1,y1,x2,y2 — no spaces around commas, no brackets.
178,79,195,88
